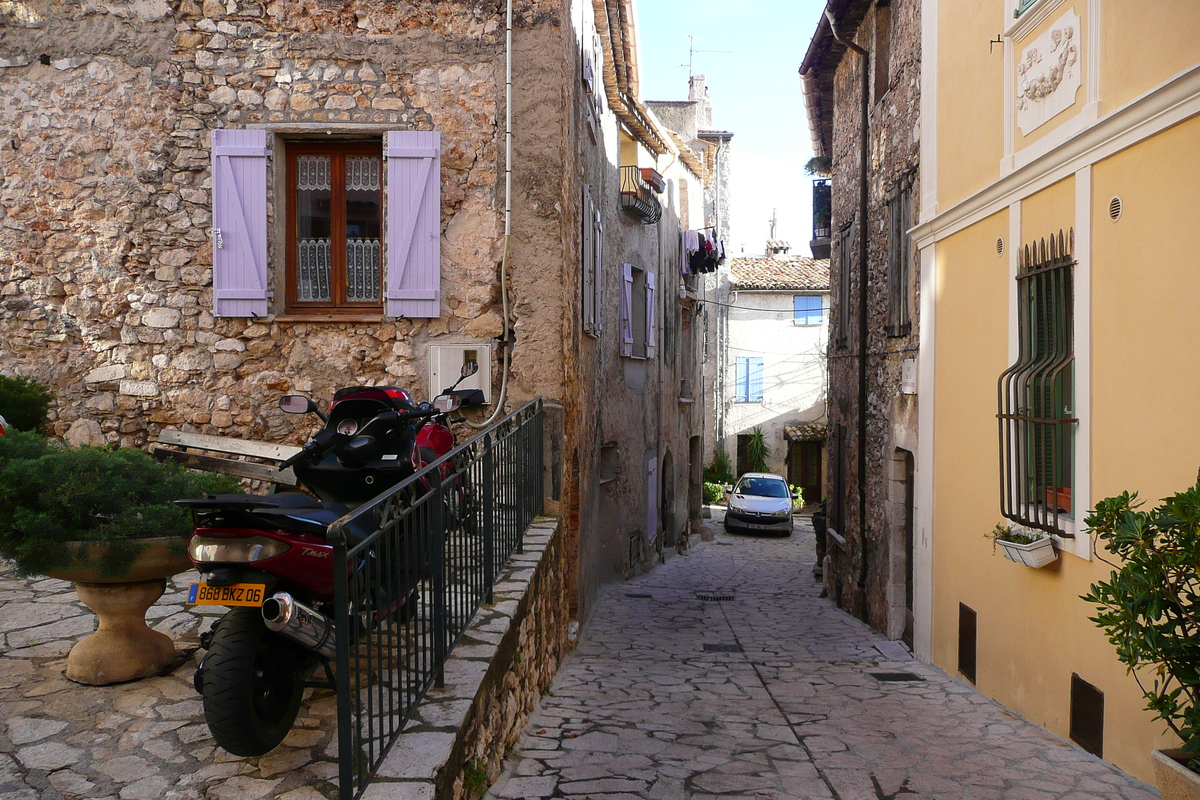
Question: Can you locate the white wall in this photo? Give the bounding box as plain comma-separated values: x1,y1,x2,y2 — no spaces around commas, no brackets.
722,289,828,476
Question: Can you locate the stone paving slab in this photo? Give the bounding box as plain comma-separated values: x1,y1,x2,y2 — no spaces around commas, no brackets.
487,514,1159,800
0,567,339,800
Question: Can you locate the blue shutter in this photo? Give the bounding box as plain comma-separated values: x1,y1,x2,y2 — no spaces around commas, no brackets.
385,131,441,318
749,358,764,401
211,130,269,317
736,357,748,402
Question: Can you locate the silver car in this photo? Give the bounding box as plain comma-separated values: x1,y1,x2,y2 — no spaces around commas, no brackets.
723,473,795,536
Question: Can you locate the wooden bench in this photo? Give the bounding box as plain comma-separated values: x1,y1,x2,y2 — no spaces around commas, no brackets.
151,429,304,490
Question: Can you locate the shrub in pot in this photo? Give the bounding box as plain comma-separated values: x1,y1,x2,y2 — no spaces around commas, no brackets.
0,431,236,684
1083,487,1200,796
0,430,236,578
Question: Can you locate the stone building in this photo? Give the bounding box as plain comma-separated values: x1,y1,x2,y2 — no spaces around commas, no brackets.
799,0,921,644
0,0,706,623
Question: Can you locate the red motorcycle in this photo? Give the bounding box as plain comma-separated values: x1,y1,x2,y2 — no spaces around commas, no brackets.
181,363,481,756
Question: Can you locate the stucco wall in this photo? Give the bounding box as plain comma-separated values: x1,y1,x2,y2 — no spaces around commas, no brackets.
723,289,827,478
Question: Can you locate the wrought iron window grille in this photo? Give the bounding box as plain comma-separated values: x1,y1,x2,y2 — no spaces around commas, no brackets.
619,165,663,224
998,229,1076,535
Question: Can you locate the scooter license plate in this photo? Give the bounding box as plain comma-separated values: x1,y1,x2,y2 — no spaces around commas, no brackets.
186,582,267,607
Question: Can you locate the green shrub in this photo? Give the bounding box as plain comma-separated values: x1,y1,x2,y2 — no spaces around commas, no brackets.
789,485,804,510
0,374,54,432
703,481,724,505
703,450,733,484
1083,487,1200,766
0,442,238,577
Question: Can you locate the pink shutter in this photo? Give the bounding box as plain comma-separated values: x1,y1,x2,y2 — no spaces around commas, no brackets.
211,130,269,317
385,131,441,318
645,271,657,358
620,263,634,357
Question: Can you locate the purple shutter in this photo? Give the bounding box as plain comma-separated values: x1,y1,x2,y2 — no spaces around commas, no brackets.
593,210,604,333
582,184,595,334
211,130,269,317
645,271,657,358
620,263,634,357
385,131,441,318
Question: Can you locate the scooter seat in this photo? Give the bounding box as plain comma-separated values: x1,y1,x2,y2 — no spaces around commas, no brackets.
178,492,325,511
254,503,377,545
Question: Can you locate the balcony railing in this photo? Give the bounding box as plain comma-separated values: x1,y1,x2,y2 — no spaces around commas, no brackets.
620,165,663,224
327,399,544,799
812,178,832,240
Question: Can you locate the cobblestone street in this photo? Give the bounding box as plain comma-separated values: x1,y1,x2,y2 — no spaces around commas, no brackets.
486,515,1159,800
0,568,338,800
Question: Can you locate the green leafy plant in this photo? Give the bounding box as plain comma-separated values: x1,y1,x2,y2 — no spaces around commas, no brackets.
0,374,54,432
804,156,832,177
984,521,1047,553
789,485,804,511
462,757,488,797
704,450,734,484
703,481,724,505
1082,487,1200,767
745,427,771,474
0,436,237,577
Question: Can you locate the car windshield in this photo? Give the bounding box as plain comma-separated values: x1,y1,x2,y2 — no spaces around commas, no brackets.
735,477,789,498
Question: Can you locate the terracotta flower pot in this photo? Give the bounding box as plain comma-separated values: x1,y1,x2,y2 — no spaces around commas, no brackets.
41,537,193,686
1153,750,1200,800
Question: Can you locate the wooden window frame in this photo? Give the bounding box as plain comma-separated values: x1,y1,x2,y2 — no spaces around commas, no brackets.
284,140,384,314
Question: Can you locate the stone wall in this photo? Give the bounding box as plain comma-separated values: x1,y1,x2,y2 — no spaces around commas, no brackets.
0,0,569,450
824,0,921,635
361,518,570,800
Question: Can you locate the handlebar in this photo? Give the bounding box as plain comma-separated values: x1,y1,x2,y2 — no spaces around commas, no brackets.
279,406,442,470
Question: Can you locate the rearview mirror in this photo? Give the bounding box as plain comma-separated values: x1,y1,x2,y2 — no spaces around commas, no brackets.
433,394,461,413
280,395,318,415
461,360,479,378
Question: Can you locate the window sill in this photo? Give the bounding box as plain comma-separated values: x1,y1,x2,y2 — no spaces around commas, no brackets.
678,397,694,405
276,314,387,324
792,321,823,327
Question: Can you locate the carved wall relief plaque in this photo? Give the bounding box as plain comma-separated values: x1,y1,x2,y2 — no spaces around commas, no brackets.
1016,7,1081,135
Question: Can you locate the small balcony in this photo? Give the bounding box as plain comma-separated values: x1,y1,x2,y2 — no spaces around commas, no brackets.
810,178,831,259
620,165,663,224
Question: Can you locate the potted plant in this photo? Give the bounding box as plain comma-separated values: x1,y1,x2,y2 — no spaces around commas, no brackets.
0,430,235,684
986,522,1057,568
1083,487,1200,800
745,427,772,474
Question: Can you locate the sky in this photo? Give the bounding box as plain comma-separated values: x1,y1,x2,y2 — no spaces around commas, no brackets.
634,0,829,258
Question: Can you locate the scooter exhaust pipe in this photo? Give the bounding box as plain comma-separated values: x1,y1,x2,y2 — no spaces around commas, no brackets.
261,592,336,659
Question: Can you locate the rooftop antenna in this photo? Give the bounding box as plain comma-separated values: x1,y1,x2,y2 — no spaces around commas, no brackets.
769,209,778,241
677,35,732,80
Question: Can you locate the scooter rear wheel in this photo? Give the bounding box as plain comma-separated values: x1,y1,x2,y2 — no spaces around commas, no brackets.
201,607,309,756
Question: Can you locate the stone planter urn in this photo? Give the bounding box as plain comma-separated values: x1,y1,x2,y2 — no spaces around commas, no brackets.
43,537,192,686
1154,750,1200,800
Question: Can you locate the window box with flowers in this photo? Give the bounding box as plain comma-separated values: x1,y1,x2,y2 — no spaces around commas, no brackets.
987,522,1058,568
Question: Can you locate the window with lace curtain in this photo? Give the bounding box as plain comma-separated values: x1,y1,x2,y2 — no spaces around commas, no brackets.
285,142,383,313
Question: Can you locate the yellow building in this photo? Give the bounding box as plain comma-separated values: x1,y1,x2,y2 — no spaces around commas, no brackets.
911,0,1200,783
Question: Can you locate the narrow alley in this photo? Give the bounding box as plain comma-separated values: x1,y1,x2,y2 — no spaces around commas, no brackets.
485,517,1158,800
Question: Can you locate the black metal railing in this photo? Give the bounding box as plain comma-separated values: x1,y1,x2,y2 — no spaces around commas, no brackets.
998,230,1075,535
619,165,663,224
812,178,832,240
327,399,544,800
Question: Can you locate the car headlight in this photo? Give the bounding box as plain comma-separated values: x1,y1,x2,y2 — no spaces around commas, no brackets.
189,536,291,563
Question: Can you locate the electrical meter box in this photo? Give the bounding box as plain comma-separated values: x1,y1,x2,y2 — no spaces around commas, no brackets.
428,343,493,404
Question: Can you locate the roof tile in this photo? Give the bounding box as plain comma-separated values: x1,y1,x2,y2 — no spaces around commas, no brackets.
729,256,830,291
